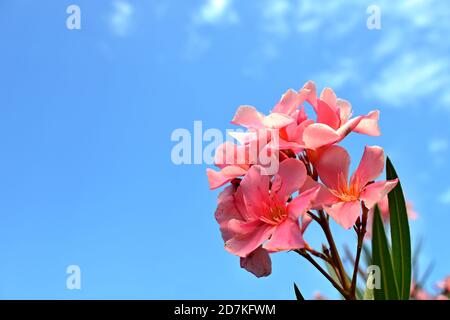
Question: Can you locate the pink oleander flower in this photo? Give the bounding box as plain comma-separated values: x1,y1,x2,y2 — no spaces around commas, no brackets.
307,145,398,229
214,158,319,277
302,83,380,150
207,81,382,190
230,86,313,153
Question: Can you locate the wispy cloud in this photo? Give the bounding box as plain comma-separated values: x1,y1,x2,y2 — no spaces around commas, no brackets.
184,0,238,60
110,0,134,37
295,1,359,36
261,0,291,37
370,53,449,107
193,0,238,26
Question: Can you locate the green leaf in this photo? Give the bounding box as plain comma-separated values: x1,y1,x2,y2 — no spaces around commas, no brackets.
386,157,412,300
363,285,374,300
371,205,400,300
293,282,305,300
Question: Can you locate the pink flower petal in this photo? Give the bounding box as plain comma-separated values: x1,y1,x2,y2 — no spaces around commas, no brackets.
215,186,244,242
299,176,339,209
227,131,257,145
231,105,264,129
302,123,340,149
320,88,337,111
287,186,320,219
354,110,380,136
225,223,274,257
336,115,363,138
325,200,361,229
300,80,317,111
337,98,352,123
240,246,272,278
262,112,294,129
351,145,385,187
214,142,247,168
316,99,340,130
263,218,305,252
239,165,270,218
360,179,398,209
227,219,261,236
315,145,351,191
272,158,307,201
273,89,302,115
207,166,248,190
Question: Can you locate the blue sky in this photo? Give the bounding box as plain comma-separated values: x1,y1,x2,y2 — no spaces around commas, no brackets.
0,0,449,299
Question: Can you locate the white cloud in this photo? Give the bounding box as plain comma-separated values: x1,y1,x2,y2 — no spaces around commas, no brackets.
254,1,450,110
428,138,448,153
439,188,450,205
110,1,134,37
365,1,450,110
184,0,238,60
194,0,238,26
261,0,291,37
370,53,449,107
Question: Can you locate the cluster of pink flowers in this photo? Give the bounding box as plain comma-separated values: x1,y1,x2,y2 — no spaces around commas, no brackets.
207,81,398,277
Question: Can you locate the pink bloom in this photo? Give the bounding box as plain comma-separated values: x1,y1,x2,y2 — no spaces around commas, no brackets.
312,145,398,229
231,84,316,153
231,105,294,131
214,159,319,276
302,84,380,150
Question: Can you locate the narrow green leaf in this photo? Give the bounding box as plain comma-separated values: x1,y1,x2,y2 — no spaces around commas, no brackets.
386,157,412,300
293,282,305,300
371,205,399,300
363,286,374,300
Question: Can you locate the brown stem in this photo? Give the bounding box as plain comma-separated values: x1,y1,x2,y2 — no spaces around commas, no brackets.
305,246,334,265
296,249,352,300
317,209,351,292
350,204,369,299
344,245,365,280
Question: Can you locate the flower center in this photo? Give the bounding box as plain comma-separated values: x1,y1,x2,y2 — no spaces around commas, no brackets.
330,172,361,202
260,204,287,225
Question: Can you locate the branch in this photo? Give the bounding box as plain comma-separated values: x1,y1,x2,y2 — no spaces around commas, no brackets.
317,209,351,292
296,249,352,300
350,204,369,298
